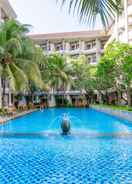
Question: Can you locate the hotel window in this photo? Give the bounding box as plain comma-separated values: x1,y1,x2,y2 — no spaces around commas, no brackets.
87,57,91,64
87,55,96,64
1,9,8,21
54,42,63,51
47,42,51,51
1,79,9,88
101,41,105,49
101,40,107,49
71,54,79,59
85,40,96,50
85,42,92,50
92,41,96,47
40,41,47,51
91,55,97,63
70,41,79,50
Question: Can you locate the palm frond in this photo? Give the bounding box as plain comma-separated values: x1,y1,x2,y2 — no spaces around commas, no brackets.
59,0,122,27
16,58,45,90
4,65,16,92
0,64,3,76
0,30,6,46
10,63,28,92
6,38,22,56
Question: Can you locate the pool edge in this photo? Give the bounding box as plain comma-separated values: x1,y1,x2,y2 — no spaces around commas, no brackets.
91,106,132,123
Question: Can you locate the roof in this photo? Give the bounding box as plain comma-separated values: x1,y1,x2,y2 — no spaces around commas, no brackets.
0,0,17,19
29,30,108,41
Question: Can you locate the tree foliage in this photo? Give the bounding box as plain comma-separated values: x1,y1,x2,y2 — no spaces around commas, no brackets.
0,19,45,95
96,41,132,105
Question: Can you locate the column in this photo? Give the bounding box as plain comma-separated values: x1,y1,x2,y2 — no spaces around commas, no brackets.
96,38,101,63
65,42,70,51
48,88,56,107
115,13,119,41
124,0,128,43
0,8,2,22
62,40,65,51
66,83,72,104
50,43,55,52
79,40,82,51
81,40,85,50
0,78,2,108
8,91,12,107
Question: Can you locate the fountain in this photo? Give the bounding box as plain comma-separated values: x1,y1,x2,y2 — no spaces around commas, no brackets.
47,113,82,136
61,114,71,135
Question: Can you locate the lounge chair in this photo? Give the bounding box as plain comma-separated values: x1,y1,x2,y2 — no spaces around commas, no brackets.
5,106,17,116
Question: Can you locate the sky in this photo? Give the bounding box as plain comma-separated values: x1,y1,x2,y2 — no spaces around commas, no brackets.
9,0,102,34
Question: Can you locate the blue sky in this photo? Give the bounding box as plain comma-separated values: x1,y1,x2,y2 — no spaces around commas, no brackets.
9,0,102,34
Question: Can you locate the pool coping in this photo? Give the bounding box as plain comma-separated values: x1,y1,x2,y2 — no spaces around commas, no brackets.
91,106,132,122
0,131,132,138
0,109,38,124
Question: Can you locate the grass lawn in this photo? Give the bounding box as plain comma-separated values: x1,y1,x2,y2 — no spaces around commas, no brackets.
92,104,132,112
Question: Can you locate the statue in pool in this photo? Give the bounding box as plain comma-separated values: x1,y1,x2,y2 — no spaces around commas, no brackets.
61,114,70,135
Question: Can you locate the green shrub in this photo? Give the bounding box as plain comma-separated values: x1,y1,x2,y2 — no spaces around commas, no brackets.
0,108,6,116
66,102,73,107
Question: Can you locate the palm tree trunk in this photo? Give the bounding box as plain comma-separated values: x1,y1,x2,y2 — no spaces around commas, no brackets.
0,78,2,108
127,87,132,107
116,90,122,105
2,78,6,107
105,90,109,104
98,91,103,104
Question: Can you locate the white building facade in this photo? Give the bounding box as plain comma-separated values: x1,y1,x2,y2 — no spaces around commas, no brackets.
0,0,17,108
106,0,132,45
30,31,109,65
30,31,109,107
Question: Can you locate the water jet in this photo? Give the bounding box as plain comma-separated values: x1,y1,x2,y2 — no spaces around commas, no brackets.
61,114,70,135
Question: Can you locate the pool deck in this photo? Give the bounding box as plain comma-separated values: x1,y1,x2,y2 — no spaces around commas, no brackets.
92,106,132,122
0,109,37,124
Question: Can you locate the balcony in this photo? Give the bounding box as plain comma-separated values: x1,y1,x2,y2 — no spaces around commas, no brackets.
128,30,132,39
45,47,99,56
128,4,132,16
128,16,132,27
66,49,80,55
1,87,10,94
82,48,96,54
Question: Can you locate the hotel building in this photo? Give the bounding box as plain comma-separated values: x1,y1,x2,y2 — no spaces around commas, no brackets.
30,31,109,65
106,0,132,45
0,0,17,108
30,31,109,106
0,0,16,21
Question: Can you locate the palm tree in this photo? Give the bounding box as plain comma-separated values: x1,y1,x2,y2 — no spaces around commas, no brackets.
45,54,72,91
0,19,45,106
42,53,72,105
58,0,122,28
0,20,28,106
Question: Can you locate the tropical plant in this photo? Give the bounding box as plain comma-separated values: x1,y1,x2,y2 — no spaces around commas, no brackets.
58,0,122,27
44,53,72,91
97,41,132,106
0,19,45,106
71,55,89,89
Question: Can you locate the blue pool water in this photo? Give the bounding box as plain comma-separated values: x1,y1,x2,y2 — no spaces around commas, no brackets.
0,108,132,134
0,108,132,184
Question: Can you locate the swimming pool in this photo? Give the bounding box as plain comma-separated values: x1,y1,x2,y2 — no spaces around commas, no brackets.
0,108,132,135
0,108,132,184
